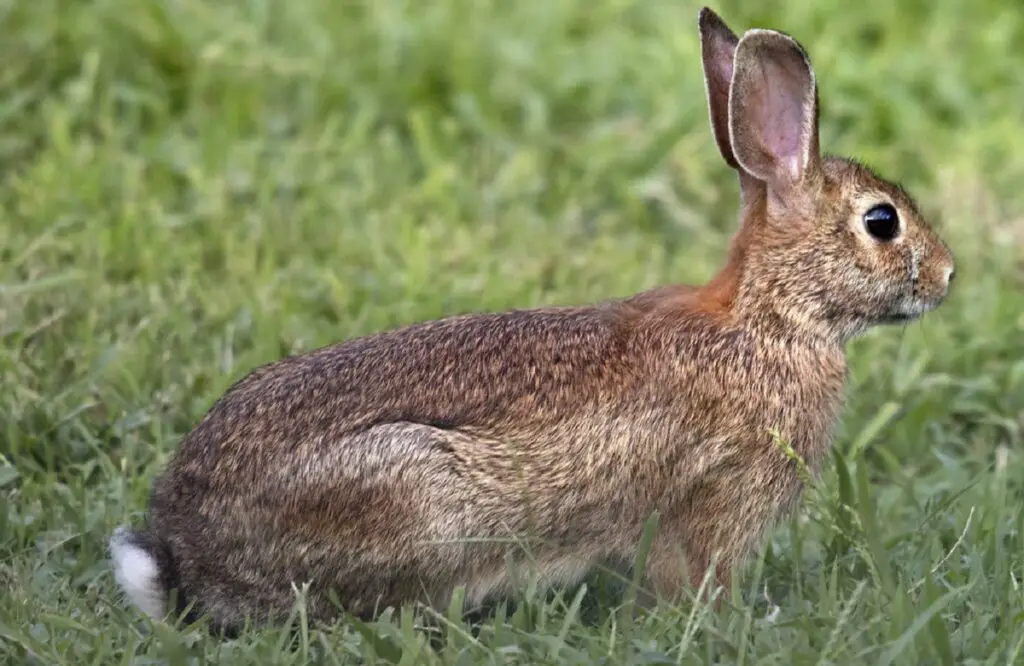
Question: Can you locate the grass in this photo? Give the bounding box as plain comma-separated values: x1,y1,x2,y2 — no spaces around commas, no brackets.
1,0,1023,662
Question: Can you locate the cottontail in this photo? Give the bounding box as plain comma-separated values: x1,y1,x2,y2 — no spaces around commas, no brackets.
110,7,955,634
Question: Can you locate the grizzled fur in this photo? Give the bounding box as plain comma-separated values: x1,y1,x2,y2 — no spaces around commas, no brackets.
110,7,956,635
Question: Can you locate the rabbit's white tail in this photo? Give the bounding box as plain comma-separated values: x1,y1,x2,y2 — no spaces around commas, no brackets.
109,526,168,619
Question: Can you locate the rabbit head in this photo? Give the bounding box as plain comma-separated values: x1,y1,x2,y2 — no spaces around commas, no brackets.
698,8,956,342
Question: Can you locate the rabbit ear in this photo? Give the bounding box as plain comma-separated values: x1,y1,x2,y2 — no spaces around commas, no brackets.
728,29,821,192
699,8,764,204
699,8,741,171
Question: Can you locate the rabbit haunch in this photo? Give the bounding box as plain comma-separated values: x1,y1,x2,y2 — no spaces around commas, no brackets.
110,7,955,634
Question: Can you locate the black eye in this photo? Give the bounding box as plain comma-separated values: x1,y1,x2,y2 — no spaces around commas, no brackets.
864,204,900,241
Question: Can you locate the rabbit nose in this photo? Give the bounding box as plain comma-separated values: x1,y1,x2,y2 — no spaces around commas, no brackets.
940,264,956,293
937,240,956,289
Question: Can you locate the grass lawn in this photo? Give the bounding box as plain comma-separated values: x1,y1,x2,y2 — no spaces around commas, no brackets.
2,0,1024,663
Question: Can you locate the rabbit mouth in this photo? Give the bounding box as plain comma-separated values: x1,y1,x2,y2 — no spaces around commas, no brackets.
881,312,919,324
882,296,937,324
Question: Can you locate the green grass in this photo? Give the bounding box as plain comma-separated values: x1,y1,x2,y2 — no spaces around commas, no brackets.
2,0,1023,662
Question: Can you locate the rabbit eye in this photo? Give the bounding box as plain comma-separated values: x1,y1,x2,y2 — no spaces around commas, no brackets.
864,204,900,241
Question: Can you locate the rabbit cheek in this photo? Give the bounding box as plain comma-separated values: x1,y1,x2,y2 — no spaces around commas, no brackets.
837,241,891,322
903,244,929,311
884,239,944,319
907,243,923,286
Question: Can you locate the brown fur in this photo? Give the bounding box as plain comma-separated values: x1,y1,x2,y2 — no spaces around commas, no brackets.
110,8,956,634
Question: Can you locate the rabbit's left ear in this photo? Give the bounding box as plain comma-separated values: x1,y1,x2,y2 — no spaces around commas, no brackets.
699,8,741,171
699,8,763,203
728,29,821,192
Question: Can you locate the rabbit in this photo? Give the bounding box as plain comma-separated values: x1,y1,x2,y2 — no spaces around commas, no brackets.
109,7,956,635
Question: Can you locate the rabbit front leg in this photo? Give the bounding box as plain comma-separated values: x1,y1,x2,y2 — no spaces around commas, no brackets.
634,468,797,611
635,534,731,611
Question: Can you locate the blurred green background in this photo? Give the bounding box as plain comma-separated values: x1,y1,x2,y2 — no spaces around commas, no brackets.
1,0,1023,663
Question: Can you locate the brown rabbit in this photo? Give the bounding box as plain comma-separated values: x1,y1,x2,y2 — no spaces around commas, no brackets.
110,7,956,635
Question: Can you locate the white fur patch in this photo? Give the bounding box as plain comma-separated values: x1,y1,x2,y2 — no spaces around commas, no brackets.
909,244,921,283
109,527,167,619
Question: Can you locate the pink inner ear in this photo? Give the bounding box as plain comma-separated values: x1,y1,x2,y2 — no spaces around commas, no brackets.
713,41,735,84
755,55,812,180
